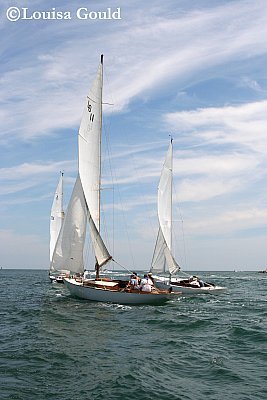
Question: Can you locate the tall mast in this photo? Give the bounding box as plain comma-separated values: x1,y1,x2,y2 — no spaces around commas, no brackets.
170,137,173,254
60,171,65,219
99,54,103,234
96,54,104,279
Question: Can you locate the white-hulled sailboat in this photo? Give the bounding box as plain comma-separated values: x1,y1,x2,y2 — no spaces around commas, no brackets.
49,172,67,283
150,139,226,295
55,55,179,305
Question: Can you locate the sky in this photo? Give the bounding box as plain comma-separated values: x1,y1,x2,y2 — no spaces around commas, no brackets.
1,0,267,271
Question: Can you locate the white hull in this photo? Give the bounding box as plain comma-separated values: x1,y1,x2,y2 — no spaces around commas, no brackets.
49,273,67,284
155,278,226,295
64,278,176,305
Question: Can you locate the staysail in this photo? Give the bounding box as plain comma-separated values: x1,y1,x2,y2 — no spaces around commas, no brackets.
151,140,180,275
50,175,87,274
50,172,64,263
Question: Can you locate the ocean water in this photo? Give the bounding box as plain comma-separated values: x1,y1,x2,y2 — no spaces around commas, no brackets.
0,269,266,400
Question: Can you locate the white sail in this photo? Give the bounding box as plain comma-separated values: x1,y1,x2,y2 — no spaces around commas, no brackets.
159,140,173,249
50,175,87,274
151,228,179,275
60,57,184,303
50,172,64,263
77,55,112,273
78,56,103,231
151,140,180,275
87,212,112,267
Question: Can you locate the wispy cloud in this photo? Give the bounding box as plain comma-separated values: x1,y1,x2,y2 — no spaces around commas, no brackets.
165,101,267,154
1,0,267,143
0,160,75,196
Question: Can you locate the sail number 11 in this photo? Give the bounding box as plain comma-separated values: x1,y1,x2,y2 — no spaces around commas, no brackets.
87,100,95,122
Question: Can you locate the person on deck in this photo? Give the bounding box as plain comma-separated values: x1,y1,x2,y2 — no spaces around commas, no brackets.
129,274,140,290
189,276,201,288
132,271,141,285
140,274,153,292
147,272,155,285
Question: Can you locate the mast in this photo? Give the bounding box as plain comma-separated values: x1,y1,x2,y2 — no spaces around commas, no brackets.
60,171,65,220
169,137,173,279
96,54,104,279
170,136,173,256
98,54,103,236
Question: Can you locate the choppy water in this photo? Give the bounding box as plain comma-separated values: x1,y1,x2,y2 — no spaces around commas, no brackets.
0,269,266,400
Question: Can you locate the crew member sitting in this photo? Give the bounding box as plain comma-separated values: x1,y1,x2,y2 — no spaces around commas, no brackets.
127,274,140,290
189,276,201,287
140,274,153,292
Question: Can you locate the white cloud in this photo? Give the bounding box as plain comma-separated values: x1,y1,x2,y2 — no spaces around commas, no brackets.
185,207,267,236
1,0,267,143
166,101,267,153
0,161,75,197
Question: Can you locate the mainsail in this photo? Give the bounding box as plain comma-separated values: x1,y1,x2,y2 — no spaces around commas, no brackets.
78,55,103,231
50,172,64,263
78,55,112,272
151,140,180,275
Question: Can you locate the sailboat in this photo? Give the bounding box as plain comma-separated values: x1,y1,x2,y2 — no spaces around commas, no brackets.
258,268,267,273
150,139,226,294
49,172,67,283
55,55,180,305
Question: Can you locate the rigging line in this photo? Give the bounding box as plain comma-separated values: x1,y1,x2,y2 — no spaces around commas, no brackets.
102,67,136,269
172,180,189,271
113,137,161,271
104,118,136,269
112,258,134,274
101,119,115,259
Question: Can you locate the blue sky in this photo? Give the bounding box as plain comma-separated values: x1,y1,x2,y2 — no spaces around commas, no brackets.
1,0,267,271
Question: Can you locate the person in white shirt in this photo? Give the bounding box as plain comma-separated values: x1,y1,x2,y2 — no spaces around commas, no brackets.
129,274,140,290
140,274,153,292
